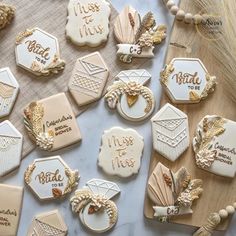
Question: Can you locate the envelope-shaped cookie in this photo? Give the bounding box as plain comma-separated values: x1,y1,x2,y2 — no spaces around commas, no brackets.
68,52,109,106
0,67,19,118
0,120,23,177
151,103,189,161
27,210,68,236
24,93,81,151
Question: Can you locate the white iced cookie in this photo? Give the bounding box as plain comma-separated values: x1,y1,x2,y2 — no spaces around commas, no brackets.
15,27,65,76
24,93,82,151
68,52,109,106
105,69,155,122
0,120,23,177
0,184,24,236
27,210,68,236
24,156,79,201
147,162,203,222
0,68,19,118
98,127,144,177
66,0,111,47
193,115,236,178
70,179,120,233
151,103,189,162
160,58,217,103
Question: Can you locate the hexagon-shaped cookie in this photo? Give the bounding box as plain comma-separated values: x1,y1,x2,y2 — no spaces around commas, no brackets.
151,103,189,161
15,27,65,76
24,156,79,201
0,120,23,177
160,58,216,103
0,68,19,118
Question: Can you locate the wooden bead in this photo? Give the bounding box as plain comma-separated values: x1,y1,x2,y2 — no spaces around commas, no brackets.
184,13,193,24
219,209,228,219
176,10,185,21
170,6,179,15
226,205,235,214
193,14,203,25
233,202,236,209
166,0,175,9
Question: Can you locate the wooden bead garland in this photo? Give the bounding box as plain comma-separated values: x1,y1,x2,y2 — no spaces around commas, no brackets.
163,0,205,25
193,201,236,236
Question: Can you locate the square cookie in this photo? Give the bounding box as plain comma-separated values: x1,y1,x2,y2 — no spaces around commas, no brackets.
24,93,81,151
0,184,24,236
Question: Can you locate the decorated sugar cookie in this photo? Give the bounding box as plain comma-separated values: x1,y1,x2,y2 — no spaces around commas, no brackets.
24,156,79,201
27,210,68,236
0,120,23,177
24,93,81,151
98,127,144,177
68,52,109,106
0,184,23,235
15,27,65,76
0,3,15,30
147,162,203,222
0,68,19,118
70,179,120,233
193,115,236,178
105,69,155,122
151,103,189,162
160,58,217,103
66,0,111,47
114,5,167,63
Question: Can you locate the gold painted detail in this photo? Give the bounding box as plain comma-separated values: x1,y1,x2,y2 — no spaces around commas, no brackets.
160,63,174,86
189,73,217,102
24,102,54,150
24,163,36,184
70,189,118,226
15,29,34,45
105,81,154,114
194,116,226,169
0,4,15,30
64,168,79,195
30,54,66,76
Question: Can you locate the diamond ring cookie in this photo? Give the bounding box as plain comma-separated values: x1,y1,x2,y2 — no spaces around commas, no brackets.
151,103,189,162
147,162,203,222
160,58,217,103
15,27,65,76
70,179,120,233
193,115,236,178
98,127,144,177
0,184,24,236
24,93,81,151
114,5,167,63
27,210,68,236
66,0,111,47
24,156,79,201
105,69,155,122
0,120,23,177
0,67,19,118
68,52,109,106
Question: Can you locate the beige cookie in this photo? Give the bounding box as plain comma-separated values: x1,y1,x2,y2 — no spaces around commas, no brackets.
24,93,82,151
68,52,109,106
0,184,24,236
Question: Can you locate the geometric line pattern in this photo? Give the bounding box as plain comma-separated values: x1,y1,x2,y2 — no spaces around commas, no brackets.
154,118,185,131
34,219,65,235
80,60,106,76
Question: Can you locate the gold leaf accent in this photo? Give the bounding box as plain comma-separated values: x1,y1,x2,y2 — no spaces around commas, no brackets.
52,188,63,198
160,63,174,86
127,94,139,107
24,163,36,184
0,4,15,30
189,91,201,102
15,28,34,45
64,168,79,195
135,11,155,42
152,25,167,45
200,73,217,100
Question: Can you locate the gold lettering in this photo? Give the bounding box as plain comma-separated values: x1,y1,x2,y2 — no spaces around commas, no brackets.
172,72,201,85
35,169,64,184
25,40,50,60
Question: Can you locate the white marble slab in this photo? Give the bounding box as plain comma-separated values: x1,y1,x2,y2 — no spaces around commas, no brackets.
1,0,235,235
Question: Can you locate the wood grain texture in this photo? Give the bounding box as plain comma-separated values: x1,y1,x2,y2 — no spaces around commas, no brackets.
0,0,148,158
144,0,236,231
